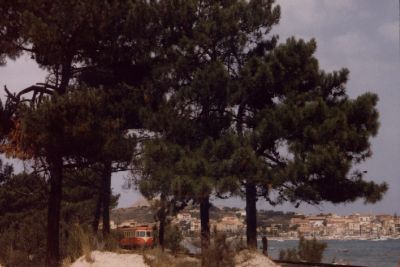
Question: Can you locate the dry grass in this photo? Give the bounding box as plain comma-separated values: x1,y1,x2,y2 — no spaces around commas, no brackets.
62,225,120,264
201,230,237,267
143,248,174,267
235,249,253,266
143,248,200,267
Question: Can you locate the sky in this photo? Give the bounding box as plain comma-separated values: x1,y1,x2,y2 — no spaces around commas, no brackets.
0,0,399,215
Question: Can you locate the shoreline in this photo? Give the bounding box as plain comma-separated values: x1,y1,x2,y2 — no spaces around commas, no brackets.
265,235,400,241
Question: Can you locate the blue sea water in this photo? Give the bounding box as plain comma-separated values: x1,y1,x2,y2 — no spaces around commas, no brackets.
267,239,400,267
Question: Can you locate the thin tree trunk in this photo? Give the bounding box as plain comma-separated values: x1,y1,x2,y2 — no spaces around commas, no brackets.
158,193,167,250
246,181,258,249
45,154,63,267
102,161,112,237
200,195,210,251
158,212,166,251
92,191,102,233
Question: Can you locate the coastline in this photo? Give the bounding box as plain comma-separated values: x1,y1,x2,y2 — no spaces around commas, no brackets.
265,235,400,241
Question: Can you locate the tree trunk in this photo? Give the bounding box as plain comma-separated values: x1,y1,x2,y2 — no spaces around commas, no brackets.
45,60,71,267
246,181,258,249
102,161,112,237
158,212,166,251
200,195,210,251
92,191,102,233
262,236,268,256
45,154,63,267
158,193,167,250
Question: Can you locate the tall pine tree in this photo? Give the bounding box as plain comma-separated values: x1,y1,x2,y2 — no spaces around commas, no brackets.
135,0,280,252
230,37,387,247
0,1,151,265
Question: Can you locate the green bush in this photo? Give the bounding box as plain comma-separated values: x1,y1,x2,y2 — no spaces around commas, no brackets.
279,248,299,262
201,228,235,267
164,224,183,254
279,235,327,263
0,212,47,267
298,236,327,262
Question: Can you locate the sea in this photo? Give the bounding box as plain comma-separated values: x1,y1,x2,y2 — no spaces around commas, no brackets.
266,239,400,267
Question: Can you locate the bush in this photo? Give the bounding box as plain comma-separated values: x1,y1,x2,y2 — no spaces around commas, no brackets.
279,248,299,261
201,228,235,267
279,235,327,263
143,248,201,267
0,211,47,267
143,248,173,267
164,224,183,254
298,236,327,262
62,224,93,263
62,224,121,263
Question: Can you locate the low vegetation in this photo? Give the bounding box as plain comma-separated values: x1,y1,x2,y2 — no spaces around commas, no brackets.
164,224,184,255
279,236,327,263
202,229,236,267
143,248,201,267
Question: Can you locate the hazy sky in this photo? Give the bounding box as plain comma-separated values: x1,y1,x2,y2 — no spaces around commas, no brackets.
1,0,399,215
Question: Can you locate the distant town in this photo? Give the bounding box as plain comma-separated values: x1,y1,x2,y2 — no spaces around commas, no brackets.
110,201,400,240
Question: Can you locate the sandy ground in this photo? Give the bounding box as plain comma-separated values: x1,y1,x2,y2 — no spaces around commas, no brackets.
69,250,280,267
235,250,281,267
70,251,149,267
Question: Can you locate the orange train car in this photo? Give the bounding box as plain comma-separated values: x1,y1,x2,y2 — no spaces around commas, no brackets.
118,225,154,249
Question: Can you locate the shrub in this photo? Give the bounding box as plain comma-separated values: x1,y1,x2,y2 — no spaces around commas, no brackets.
62,224,121,263
279,235,327,263
298,235,327,262
279,248,299,261
164,224,183,254
201,228,235,267
143,248,173,267
0,211,47,267
62,224,93,263
143,248,201,267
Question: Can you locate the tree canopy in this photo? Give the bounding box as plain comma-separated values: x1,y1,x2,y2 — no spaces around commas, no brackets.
0,0,388,265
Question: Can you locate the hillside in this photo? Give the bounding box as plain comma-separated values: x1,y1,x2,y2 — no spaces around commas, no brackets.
111,206,156,225
111,204,296,228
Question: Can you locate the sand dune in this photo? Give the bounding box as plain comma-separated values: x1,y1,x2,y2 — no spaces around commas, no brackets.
70,250,280,267
70,251,148,267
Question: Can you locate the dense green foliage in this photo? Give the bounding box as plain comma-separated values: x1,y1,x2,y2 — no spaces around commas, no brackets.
134,0,387,251
0,159,119,266
0,162,47,266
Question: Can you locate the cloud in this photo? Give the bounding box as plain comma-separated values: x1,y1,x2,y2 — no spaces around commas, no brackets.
321,0,355,10
331,32,371,56
275,0,371,44
378,21,398,43
280,0,322,24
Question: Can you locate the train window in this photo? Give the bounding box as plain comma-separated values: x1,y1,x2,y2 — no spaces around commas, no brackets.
136,231,146,237
146,231,151,237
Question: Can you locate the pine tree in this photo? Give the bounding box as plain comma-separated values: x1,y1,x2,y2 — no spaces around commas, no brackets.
231,37,387,247
135,0,280,253
0,2,150,265
0,159,119,266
